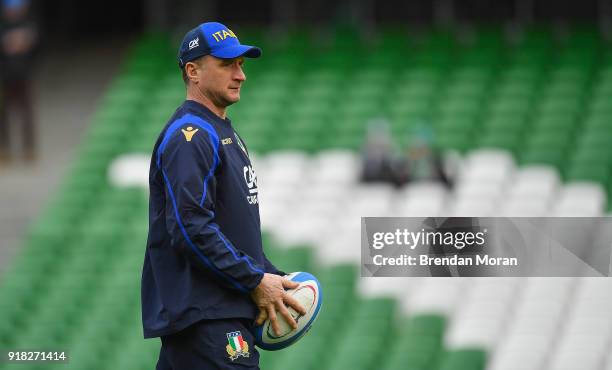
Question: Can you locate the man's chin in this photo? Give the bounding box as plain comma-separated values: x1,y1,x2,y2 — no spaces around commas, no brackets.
224,94,240,106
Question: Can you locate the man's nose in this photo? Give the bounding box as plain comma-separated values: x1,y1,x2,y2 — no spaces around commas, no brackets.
234,65,246,82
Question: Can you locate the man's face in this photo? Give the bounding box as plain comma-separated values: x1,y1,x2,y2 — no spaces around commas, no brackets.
188,55,246,108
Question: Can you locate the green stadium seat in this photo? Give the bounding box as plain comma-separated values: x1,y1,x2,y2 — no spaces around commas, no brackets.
436,97,483,117
532,114,577,132
438,349,487,370
567,163,611,185
526,131,573,151
479,130,522,153
483,115,526,133
536,96,583,116
436,131,470,152
521,147,566,169
487,96,531,116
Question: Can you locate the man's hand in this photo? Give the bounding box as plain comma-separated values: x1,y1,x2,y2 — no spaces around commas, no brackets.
251,273,307,336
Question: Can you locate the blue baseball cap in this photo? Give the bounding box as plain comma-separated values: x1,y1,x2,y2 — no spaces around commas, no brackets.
178,22,261,68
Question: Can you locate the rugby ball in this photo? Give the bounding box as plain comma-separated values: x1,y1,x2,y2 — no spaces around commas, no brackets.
254,271,322,351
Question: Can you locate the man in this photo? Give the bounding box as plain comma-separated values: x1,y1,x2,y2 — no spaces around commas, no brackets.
141,22,305,370
0,0,37,164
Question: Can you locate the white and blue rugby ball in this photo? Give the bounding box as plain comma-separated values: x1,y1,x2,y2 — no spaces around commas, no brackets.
254,271,323,351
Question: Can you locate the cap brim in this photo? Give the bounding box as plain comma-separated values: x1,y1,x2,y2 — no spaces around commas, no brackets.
210,44,262,59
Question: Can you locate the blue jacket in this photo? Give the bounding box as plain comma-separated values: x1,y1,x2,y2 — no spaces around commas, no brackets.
141,100,282,339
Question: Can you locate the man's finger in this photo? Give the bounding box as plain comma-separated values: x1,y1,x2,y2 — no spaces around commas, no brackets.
283,292,307,315
281,279,300,289
275,299,298,330
267,305,281,337
255,309,267,326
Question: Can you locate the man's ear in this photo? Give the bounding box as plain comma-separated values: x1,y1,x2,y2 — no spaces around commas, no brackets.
185,61,201,84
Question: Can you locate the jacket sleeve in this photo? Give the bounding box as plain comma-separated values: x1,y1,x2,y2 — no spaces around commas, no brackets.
158,123,264,293
263,254,286,276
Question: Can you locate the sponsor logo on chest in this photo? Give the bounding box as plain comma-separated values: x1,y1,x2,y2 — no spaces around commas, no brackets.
243,165,258,205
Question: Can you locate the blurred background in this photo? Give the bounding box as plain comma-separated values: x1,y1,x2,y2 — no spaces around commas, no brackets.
1,0,612,369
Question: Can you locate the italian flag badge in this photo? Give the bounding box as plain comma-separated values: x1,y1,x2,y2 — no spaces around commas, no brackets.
226,331,250,361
